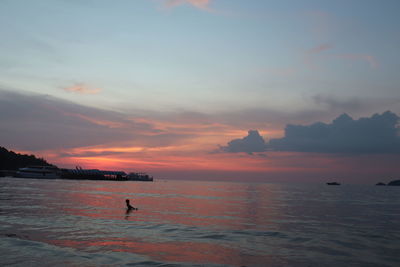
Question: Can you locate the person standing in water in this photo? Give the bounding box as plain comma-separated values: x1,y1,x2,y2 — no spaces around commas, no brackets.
125,199,137,211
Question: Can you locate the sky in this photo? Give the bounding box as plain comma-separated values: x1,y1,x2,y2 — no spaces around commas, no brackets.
1,0,400,184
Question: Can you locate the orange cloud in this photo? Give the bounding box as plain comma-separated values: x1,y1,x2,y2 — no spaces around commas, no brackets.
64,112,127,128
165,0,212,11
58,150,271,173
63,83,102,95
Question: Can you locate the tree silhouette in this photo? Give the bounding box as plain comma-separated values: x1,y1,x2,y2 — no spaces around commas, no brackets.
0,146,55,170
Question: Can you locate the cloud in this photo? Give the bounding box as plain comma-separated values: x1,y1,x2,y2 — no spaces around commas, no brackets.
312,94,364,111
219,130,267,154
0,89,158,151
63,83,102,95
304,43,378,70
307,43,333,55
271,111,400,153
304,43,333,69
220,111,400,154
164,0,212,11
336,54,379,69
132,95,399,137
0,88,233,155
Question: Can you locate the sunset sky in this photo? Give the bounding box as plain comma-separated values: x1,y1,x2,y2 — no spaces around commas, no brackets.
1,0,400,183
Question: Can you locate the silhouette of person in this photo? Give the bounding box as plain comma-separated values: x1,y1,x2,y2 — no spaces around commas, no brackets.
125,199,137,211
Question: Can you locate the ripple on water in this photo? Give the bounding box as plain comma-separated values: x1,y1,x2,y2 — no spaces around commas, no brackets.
1,178,400,267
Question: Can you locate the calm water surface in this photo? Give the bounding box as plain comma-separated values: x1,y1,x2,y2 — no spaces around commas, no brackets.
0,178,399,266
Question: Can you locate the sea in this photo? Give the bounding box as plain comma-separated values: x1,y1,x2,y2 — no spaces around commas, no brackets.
0,177,399,267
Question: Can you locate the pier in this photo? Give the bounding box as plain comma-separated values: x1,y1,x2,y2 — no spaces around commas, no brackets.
61,168,127,180
60,167,153,181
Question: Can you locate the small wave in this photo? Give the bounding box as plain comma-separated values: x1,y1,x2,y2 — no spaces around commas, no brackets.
200,234,227,240
3,233,30,240
232,230,288,239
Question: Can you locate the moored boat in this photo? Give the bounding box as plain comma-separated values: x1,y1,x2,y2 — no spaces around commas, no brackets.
60,167,127,180
326,182,341,185
127,172,153,181
16,166,60,179
387,179,400,186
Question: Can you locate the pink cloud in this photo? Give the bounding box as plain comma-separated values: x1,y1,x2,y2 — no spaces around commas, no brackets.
63,83,102,95
304,44,378,70
307,43,334,55
304,43,334,69
165,0,212,11
336,54,379,69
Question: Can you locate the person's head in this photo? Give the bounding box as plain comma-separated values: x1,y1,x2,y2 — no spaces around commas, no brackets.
126,199,130,204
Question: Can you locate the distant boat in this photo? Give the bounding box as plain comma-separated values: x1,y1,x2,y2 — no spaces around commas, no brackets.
127,172,153,181
16,166,60,179
326,182,340,185
387,180,400,186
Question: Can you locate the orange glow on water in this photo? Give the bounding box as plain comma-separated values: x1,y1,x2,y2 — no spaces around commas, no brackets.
45,180,281,266
51,180,279,228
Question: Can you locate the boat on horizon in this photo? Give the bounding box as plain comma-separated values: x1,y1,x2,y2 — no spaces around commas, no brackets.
16,166,60,179
127,172,153,181
326,182,341,185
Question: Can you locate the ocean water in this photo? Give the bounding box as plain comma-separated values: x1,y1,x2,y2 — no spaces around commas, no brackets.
0,178,399,267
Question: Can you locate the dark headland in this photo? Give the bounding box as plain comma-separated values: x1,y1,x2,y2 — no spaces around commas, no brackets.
0,146,53,170
0,146,53,177
374,180,400,186
387,180,400,186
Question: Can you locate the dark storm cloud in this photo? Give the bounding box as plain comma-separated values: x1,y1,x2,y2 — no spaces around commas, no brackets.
220,111,400,154
270,111,400,153
219,130,267,154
